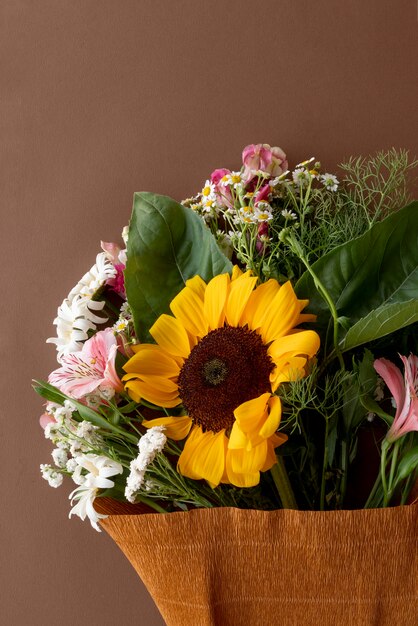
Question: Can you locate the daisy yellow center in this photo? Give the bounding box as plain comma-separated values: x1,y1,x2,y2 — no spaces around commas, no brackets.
177,326,274,433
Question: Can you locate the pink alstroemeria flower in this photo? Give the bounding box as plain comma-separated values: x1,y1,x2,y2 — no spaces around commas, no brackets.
374,354,418,443
49,328,124,399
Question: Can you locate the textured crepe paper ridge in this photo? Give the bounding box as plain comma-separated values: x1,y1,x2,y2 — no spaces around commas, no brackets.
98,500,418,626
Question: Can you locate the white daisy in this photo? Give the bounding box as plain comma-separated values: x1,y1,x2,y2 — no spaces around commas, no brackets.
320,173,339,192
201,180,216,201
295,157,315,167
292,168,312,188
254,202,273,223
281,209,297,221
239,206,257,223
221,172,243,189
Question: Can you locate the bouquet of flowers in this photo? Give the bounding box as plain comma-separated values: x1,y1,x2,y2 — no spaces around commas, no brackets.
35,144,418,532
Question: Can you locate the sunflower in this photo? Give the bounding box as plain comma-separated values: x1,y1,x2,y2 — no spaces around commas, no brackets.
122,267,320,488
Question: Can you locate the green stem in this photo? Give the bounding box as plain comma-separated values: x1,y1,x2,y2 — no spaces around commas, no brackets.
400,473,414,505
136,495,167,514
284,236,344,370
364,470,383,509
271,457,298,509
381,440,390,507
386,440,400,502
320,419,329,510
339,440,349,507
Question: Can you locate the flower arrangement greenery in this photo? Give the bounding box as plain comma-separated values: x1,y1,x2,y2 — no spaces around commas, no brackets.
34,144,418,530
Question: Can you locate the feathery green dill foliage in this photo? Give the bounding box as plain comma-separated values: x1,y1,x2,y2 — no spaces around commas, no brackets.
267,148,418,282
339,148,417,224
276,366,358,509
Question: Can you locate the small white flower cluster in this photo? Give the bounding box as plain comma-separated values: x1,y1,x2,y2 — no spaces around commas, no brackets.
40,464,64,488
125,427,167,503
47,252,117,362
41,401,106,494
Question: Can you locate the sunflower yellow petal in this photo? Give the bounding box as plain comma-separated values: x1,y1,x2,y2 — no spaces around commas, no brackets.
297,313,317,324
258,395,282,439
229,440,268,474
268,330,320,362
225,450,260,487
124,383,141,403
228,422,250,450
177,426,226,486
233,393,270,432
243,279,281,330
142,415,192,440
150,314,191,358
170,285,208,338
124,378,180,408
260,282,301,343
185,275,207,300
261,441,278,471
270,356,308,391
270,432,288,447
203,273,230,329
123,347,180,377
231,265,244,280
225,274,258,326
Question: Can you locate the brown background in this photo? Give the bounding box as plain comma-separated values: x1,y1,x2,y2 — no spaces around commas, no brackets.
1,1,417,624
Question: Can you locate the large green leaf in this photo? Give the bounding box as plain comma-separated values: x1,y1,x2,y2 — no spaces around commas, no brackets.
295,202,418,351
125,192,232,341
341,300,418,352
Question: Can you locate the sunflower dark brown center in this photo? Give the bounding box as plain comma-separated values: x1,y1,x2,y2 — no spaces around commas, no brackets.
177,325,274,433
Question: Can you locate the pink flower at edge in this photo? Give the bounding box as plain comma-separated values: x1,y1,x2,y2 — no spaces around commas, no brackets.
49,328,124,399
101,241,126,297
242,144,288,184
254,184,271,205
210,168,233,208
106,263,126,298
374,354,418,443
39,412,56,430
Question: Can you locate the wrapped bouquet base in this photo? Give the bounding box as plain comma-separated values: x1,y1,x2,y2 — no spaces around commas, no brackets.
99,500,418,626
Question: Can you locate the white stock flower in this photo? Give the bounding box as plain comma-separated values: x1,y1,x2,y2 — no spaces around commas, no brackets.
69,454,123,531
46,296,107,362
40,464,64,488
68,253,116,300
125,427,167,503
47,252,116,362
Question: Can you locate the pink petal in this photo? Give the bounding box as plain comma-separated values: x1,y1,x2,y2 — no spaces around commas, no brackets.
374,358,406,420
